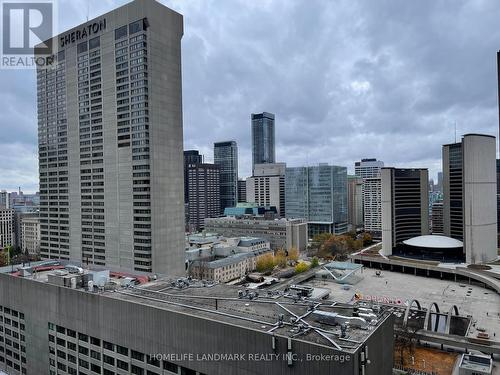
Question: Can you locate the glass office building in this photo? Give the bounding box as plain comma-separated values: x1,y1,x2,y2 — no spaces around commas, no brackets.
214,141,238,213
251,112,275,170
285,164,348,237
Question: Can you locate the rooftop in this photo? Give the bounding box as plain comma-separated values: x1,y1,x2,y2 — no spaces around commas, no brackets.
1,261,392,352
403,235,463,249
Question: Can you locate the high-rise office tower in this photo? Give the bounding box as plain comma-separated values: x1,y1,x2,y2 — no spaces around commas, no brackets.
285,164,348,237
381,168,429,256
237,179,247,203
187,163,220,231
355,159,384,238
246,163,286,217
214,141,238,213
184,150,203,204
251,112,275,170
354,158,384,179
347,175,363,230
443,134,497,264
36,0,185,275
362,177,382,238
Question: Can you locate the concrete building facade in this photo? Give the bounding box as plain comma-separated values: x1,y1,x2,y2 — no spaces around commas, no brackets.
443,134,497,264
0,209,15,249
347,176,363,230
381,168,429,256
214,141,238,213
285,164,348,237
251,112,275,170
20,213,41,256
186,163,220,232
431,201,444,235
204,216,308,251
36,0,185,275
0,266,394,375
363,177,382,239
246,163,286,218
354,159,384,179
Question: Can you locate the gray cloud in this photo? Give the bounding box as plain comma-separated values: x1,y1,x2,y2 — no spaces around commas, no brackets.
1,0,499,192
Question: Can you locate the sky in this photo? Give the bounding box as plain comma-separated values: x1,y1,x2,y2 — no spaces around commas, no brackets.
1,0,499,193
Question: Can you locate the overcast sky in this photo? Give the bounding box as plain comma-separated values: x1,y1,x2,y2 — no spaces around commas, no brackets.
1,0,499,193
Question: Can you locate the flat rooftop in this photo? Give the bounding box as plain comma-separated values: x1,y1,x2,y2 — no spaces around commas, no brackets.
107,279,391,352
305,268,500,340
1,261,391,353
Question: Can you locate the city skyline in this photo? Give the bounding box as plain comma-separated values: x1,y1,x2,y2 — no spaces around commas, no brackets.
1,0,500,193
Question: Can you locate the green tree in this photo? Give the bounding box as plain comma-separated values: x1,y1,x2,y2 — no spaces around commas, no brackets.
311,257,319,268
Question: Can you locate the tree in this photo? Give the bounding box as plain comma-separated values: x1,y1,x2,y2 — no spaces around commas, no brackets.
274,249,287,269
362,232,373,246
0,250,9,267
295,262,310,274
311,257,319,268
287,247,299,262
256,253,275,273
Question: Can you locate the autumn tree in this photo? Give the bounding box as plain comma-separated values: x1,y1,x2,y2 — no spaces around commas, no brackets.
287,247,299,262
295,262,310,274
274,249,287,268
256,253,275,273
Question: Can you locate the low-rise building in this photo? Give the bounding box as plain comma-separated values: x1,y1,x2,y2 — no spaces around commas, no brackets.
204,216,307,251
186,236,272,282
0,209,14,249
20,213,41,256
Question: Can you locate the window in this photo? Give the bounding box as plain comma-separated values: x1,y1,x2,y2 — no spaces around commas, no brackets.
89,37,100,50
115,25,128,40
129,19,146,34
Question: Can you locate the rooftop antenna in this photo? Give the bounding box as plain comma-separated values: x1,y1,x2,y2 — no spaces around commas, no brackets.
454,121,457,143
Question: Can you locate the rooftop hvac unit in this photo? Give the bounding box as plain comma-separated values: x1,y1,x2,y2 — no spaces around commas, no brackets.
312,310,368,328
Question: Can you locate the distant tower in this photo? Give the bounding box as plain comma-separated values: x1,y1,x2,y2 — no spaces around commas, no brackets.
214,141,238,213
251,112,275,171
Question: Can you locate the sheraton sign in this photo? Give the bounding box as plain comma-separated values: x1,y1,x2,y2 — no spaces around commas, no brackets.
60,19,107,48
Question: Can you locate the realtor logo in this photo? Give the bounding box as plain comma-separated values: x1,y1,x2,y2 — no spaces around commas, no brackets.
1,0,57,69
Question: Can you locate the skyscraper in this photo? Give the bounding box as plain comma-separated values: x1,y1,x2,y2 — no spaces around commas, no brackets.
251,112,275,170
285,164,348,237
187,163,220,231
36,0,185,275
246,163,286,217
355,159,384,238
381,168,429,256
347,175,363,230
362,177,382,238
214,141,238,213
443,134,497,264
184,150,203,204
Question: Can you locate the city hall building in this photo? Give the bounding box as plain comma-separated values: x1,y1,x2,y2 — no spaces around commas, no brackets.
36,0,185,275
